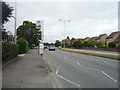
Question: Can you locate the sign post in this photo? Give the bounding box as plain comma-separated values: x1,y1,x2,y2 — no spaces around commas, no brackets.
40,43,44,55
36,20,44,55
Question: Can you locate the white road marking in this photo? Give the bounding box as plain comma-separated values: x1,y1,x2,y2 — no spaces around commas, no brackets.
76,61,117,83
77,61,100,71
56,67,59,74
101,71,117,83
18,54,25,57
103,61,110,65
77,61,81,66
57,74,80,87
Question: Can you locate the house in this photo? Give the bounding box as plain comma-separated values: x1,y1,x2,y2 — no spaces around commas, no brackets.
106,31,119,45
7,35,14,43
84,37,90,41
97,33,108,45
89,36,98,41
77,38,85,42
113,34,120,45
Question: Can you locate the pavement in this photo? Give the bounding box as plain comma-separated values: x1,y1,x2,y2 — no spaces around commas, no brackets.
2,49,53,88
43,49,119,88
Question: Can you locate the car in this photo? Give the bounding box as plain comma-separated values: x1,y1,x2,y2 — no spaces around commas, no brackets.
44,46,48,49
49,45,55,51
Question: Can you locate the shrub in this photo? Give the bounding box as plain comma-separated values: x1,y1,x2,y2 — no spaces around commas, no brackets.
98,45,109,48
2,42,18,63
17,38,29,54
116,44,120,49
108,42,116,48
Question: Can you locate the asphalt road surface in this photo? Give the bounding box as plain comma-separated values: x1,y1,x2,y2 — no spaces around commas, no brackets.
43,49,118,88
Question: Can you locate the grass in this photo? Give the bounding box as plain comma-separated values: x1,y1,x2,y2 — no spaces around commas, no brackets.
60,49,119,60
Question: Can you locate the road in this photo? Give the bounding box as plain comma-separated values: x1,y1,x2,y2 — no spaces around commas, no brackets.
43,49,118,88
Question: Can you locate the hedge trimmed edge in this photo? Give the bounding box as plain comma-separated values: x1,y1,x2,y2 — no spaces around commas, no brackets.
2,42,18,63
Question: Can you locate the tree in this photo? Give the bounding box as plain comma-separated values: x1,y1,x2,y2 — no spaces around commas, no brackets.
108,42,116,48
17,38,29,54
44,42,50,46
70,38,76,47
66,36,70,40
84,40,96,47
55,40,61,47
17,21,40,48
2,1,13,24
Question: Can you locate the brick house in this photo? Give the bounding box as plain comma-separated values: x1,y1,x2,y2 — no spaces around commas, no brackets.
106,31,119,45
77,38,85,42
113,34,120,45
97,33,108,45
84,37,90,41
89,36,98,41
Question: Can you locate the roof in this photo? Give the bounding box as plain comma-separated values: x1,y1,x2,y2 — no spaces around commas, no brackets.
113,34,120,43
77,38,85,41
106,31,119,39
89,36,98,40
97,33,108,40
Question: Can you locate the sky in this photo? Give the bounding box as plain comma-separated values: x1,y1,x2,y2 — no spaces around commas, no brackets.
4,0,118,43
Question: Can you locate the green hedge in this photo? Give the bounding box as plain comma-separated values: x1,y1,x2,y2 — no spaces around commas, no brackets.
116,44,120,49
2,42,18,63
17,38,29,54
98,45,109,48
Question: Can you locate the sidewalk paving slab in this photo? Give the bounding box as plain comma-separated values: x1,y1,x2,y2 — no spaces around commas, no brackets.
2,49,53,88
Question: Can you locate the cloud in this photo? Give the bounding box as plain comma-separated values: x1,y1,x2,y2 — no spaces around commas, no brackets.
4,1,118,43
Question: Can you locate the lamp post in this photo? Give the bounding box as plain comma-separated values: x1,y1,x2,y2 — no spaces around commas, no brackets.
12,1,17,44
12,16,16,44
59,19,70,48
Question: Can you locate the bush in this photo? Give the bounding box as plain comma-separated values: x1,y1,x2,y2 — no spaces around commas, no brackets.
17,38,29,54
116,44,120,49
108,42,116,48
98,45,109,48
2,42,18,63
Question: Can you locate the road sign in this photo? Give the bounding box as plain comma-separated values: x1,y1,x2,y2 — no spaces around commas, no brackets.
36,20,41,30
40,43,44,55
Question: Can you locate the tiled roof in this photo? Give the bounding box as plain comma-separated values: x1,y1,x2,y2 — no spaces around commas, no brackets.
89,36,98,40
113,34,120,43
97,33,107,39
106,31,119,39
77,38,85,41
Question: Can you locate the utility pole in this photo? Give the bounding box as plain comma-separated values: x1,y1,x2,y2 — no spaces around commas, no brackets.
59,19,70,48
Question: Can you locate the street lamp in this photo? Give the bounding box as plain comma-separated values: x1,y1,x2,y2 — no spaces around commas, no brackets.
12,16,17,44
11,1,17,44
59,19,70,48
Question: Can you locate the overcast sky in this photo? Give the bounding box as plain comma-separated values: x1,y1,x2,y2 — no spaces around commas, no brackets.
4,0,118,43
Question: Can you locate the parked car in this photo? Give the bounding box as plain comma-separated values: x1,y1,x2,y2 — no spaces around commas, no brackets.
49,45,55,51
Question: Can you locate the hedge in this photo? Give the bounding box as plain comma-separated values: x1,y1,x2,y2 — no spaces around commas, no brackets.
2,42,18,63
17,38,29,54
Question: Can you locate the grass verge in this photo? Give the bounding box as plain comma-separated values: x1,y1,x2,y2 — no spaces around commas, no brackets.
61,49,119,60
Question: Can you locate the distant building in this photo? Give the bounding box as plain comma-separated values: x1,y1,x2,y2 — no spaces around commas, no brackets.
77,38,85,41
97,33,108,45
89,36,98,41
84,37,90,41
113,34,120,45
106,31,119,45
